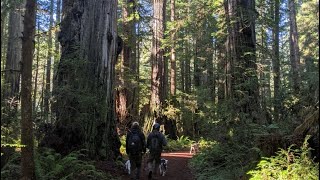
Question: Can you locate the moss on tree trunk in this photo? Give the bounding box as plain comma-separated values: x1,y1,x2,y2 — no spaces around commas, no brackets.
42,0,121,160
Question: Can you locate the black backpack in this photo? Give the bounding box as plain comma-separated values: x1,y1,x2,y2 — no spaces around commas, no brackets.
128,131,142,154
150,132,161,153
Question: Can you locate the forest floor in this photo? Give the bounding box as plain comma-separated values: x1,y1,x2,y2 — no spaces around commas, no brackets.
96,151,195,180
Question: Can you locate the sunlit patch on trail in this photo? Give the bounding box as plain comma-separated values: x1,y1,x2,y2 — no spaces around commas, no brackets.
162,152,193,158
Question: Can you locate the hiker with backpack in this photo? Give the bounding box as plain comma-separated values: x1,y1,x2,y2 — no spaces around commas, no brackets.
126,122,146,180
146,123,167,179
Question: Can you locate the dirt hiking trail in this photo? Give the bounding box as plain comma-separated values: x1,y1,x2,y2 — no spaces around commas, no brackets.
120,151,195,180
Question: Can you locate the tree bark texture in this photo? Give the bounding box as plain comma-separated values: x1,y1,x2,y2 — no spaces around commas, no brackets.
170,0,176,96
259,20,272,123
1,5,8,62
194,38,201,87
224,1,232,99
208,40,215,102
289,0,301,95
3,0,24,111
185,41,191,94
180,42,185,92
47,0,121,159
55,0,61,58
33,22,41,113
145,0,167,132
53,0,61,78
225,0,262,123
272,0,281,121
20,0,36,179
1,0,11,62
44,0,54,123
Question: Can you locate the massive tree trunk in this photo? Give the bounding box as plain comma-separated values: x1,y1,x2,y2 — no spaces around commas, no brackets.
20,0,36,178
225,0,262,123
116,0,137,135
288,0,301,95
45,0,121,159
2,0,24,124
144,0,166,132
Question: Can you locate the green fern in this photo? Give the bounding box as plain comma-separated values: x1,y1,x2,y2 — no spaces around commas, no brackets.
35,148,114,180
165,135,193,151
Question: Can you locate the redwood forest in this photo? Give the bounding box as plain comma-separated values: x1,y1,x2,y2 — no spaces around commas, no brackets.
1,0,319,179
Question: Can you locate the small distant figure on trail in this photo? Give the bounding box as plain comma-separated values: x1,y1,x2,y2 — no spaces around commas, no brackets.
189,142,199,154
126,122,146,180
146,123,167,180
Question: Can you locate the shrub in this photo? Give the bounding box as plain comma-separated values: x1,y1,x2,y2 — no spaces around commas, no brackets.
165,135,193,151
35,148,114,180
190,140,259,180
247,136,319,180
1,152,21,180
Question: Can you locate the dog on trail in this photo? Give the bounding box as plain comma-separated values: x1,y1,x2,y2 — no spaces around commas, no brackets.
190,143,200,154
125,160,131,175
159,158,168,176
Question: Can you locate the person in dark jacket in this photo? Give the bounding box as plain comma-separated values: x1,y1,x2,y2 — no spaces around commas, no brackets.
146,123,167,179
126,122,146,180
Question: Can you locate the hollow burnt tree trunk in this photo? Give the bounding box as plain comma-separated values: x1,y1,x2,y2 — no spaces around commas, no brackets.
46,0,121,159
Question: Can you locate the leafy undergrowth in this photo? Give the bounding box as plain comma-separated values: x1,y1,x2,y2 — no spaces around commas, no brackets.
1,152,21,179
248,136,319,180
1,148,116,180
165,135,193,151
190,136,319,180
36,148,115,180
190,140,259,180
